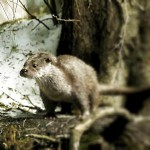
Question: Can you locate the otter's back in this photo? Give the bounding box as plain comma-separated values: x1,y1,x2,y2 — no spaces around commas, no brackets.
57,55,98,91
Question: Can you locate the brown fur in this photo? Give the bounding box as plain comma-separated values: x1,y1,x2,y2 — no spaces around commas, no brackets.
20,52,99,118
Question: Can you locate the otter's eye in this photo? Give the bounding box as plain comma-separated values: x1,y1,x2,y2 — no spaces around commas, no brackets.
45,58,50,63
32,64,37,68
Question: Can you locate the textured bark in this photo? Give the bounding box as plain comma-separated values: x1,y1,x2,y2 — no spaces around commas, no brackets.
58,0,150,113
58,0,129,108
57,1,150,149
57,0,73,55
124,0,150,115
72,0,124,74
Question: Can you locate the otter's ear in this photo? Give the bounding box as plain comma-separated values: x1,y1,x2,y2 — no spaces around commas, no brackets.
45,55,57,63
45,58,51,63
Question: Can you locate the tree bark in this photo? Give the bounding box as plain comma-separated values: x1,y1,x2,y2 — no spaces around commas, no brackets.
57,1,150,148
58,0,150,112
58,0,129,107
124,0,150,115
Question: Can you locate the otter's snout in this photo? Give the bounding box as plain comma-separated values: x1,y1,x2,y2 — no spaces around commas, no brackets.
20,69,28,77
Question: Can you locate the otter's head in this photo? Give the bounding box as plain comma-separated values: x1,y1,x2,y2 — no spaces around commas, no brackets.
20,52,57,79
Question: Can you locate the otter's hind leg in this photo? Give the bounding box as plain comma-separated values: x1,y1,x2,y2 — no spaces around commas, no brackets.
89,90,99,113
72,92,91,119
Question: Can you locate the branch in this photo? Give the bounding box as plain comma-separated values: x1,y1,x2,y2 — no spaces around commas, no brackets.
43,0,58,25
0,89,43,114
98,84,150,96
41,17,80,23
69,107,133,150
0,1,9,20
26,133,59,142
18,0,50,30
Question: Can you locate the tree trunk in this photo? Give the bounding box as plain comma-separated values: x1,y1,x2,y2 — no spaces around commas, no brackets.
57,1,150,148
124,0,150,115
58,0,129,107
58,0,150,112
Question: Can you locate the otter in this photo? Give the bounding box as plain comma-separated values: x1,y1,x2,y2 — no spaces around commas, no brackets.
20,52,99,118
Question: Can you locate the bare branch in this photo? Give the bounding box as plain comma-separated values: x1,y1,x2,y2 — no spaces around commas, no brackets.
18,0,50,30
1,90,42,113
70,107,133,150
43,0,58,25
98,84,150,96
41,17,80,23
26,133,59,142
0,1,9,20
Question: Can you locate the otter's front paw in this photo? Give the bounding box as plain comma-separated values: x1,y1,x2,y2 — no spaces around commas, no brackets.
44,112,57,120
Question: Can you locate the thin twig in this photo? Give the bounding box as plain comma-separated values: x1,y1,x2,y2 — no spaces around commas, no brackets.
42,16,80,23
32,16,80,30
26,133,59,142
1,90,37,111
43,0,58,25
54,16,80,22
18,0,50,30
0,1,9,20
26,95,43,111
9,0,26,10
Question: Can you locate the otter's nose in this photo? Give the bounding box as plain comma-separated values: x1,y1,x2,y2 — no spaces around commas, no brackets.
20,69,28,77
